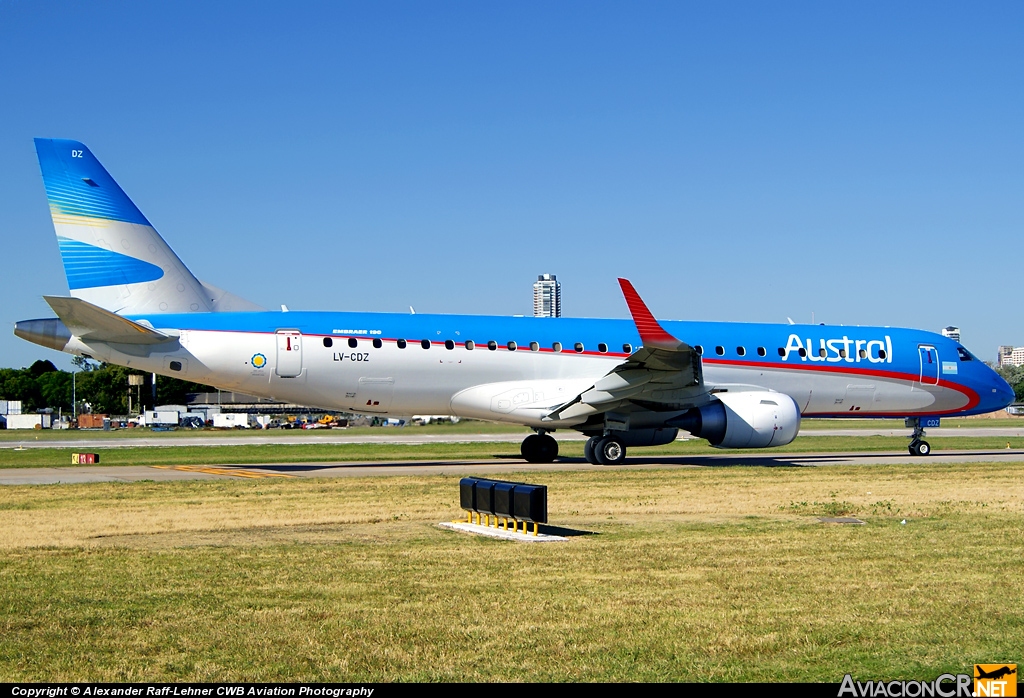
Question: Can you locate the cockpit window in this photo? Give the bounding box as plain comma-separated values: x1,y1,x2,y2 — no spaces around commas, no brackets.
957,347,974,361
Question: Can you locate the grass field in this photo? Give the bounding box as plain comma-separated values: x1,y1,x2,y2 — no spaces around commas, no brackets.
2,434,1024,469
0,461,1021,681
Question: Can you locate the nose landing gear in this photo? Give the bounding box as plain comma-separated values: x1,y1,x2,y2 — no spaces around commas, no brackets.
906,417,933,456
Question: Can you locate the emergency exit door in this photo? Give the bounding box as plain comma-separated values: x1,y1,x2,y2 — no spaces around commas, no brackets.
276,330,303,377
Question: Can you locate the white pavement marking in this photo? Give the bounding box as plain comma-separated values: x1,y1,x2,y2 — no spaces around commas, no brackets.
0,432,579,449
2,426,1023,450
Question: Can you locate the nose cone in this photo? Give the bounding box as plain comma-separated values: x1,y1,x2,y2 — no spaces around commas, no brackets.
994,375,1016,410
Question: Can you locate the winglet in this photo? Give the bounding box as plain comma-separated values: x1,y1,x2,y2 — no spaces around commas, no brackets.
618,278,681,349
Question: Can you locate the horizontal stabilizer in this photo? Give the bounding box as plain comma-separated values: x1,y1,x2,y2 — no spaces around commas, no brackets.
43,296,172,345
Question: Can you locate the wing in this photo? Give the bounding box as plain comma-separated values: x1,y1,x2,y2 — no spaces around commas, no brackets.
543,279,705,424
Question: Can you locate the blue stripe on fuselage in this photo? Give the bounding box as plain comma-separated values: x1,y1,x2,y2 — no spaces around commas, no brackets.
129,309,978,384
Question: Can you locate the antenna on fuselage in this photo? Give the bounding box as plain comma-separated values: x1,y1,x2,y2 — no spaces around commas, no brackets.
409,306,416,314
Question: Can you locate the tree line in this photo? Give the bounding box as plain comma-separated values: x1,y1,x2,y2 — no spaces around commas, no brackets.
996,365,1024,404
0,359,214,415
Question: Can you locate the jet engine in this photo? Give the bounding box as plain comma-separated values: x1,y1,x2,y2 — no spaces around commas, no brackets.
668,391,801,449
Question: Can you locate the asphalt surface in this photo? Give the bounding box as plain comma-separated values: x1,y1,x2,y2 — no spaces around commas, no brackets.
3,449,1024,485
2,426,1023,449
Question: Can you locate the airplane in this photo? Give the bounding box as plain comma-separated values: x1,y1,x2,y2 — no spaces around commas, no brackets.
975,666,1016,681
14,139,1015,463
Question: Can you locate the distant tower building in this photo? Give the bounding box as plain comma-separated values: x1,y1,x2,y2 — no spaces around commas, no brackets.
941,326,961,343
998,345,1014,367
533,274,561,318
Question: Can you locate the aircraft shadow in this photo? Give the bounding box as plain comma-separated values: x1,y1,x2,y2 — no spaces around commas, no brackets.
226,449,1021,475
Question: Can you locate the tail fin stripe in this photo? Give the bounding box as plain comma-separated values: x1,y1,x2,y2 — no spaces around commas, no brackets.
57,237,164,290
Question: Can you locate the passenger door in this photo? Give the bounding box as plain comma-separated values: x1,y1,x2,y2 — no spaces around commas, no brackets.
918,345,939,386
276,330,303,378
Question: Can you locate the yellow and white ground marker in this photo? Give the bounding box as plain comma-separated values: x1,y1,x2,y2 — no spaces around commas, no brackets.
440,520,566,542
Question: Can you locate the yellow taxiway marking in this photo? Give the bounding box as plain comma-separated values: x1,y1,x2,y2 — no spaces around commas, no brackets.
152,465,295,479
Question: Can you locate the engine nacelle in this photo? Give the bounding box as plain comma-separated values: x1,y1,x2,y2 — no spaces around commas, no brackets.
668,391,801,449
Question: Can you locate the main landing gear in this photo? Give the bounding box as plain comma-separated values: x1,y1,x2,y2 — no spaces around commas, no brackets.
584,435,627,465
907,418,932,456
521,432,559,463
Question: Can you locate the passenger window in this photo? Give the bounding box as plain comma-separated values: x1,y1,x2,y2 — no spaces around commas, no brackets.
818,347,826,358
622,343,632,354
465,340,475,350
421,339,431,349
348,338,358,349
736,346,745,356
695,345,703,355
757,347,766,357
444,339,455,350
373,338,382,349
323,337,333,348
397,339,407,349
530,341,539,351
879,349,887,359
574,342,584,353
715,346,724,356
507,341,517,351
777,347,785,357
598,343,608,353
487,340,497,351
859,349,867,359
839,349,846,358
798,348,806,358
552,342,562,352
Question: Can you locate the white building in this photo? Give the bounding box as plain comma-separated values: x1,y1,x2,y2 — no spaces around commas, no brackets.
1010,348,1024,368
941,326,960,343
533,274,561,318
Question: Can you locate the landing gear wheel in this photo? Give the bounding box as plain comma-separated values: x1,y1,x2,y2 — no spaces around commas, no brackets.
907,419,931,457
521,433,558,463
584,437,600,464
910,440,931,456
595,436,626,465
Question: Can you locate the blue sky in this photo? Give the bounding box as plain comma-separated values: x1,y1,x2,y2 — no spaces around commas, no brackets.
1,1,1021,370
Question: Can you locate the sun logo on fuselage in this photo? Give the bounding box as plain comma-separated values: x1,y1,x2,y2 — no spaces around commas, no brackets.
251,353,267,369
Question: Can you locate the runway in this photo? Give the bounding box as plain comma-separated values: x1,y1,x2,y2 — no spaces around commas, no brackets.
3,449,1024,485
2,425,1022,449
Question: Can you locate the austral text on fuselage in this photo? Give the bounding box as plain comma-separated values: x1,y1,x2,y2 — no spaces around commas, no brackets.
784,333,893,364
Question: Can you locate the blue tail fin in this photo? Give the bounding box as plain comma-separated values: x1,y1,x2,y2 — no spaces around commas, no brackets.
35,138,260,314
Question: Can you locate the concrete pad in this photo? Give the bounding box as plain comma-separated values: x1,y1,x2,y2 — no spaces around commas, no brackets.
439,521,568,542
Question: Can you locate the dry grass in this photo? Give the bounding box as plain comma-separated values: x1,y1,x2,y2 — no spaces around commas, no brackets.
0,463,1022,681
